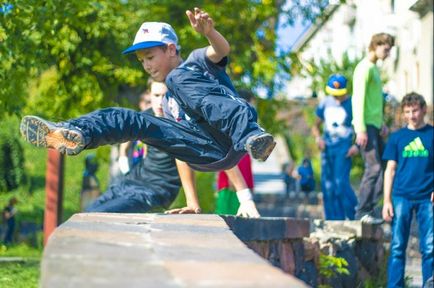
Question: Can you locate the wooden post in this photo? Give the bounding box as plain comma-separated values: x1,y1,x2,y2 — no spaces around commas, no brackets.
43,150,64,246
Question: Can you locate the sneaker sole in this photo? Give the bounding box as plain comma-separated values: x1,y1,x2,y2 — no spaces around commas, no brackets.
246,134,276,162
20,116,85,155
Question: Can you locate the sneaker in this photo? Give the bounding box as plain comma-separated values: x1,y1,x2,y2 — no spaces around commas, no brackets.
245,133,276,161
20,116,85,155
360,214,384,225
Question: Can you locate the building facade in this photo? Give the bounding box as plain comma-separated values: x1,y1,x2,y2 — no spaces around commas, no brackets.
286,0,433,105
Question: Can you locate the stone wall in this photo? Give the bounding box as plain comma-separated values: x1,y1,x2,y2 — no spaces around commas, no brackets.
41,213,386,288
41,213,308,288
223,216,386,288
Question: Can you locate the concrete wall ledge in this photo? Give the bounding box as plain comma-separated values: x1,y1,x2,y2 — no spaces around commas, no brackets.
41,213,308,288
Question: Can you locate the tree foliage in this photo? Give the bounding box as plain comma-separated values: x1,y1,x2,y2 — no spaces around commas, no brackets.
289,50,364,97
1,0,329,120
0,116,26,192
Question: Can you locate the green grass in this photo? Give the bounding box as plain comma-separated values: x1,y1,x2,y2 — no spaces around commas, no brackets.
0,244,42,288
0,243,42,258
0,260,40,288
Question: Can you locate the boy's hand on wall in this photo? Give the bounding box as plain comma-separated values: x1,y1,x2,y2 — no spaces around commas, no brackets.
237,200,260,218
165,206,202,215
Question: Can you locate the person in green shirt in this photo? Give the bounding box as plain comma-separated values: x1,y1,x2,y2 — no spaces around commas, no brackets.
352,32,394,224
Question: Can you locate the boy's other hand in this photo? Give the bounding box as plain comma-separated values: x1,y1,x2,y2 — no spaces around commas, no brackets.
186,7,214,36
346,145,359,157
165,206,202,214
382,201,394,222
315,137,325,150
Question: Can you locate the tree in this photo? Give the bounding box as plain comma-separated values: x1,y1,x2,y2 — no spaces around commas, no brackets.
288,50,363,98
1,0,328,127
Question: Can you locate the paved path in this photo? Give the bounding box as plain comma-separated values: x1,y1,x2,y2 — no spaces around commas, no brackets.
252,147,286,195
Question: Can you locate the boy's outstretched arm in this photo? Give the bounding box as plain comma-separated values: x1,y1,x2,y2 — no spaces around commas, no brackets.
186,7,230,63
165,159,201,214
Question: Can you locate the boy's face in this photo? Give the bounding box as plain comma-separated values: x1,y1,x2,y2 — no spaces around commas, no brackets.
150,81,167,117
374,44,392,60
403,104,426,128
138,92,152,111
136,45,176,82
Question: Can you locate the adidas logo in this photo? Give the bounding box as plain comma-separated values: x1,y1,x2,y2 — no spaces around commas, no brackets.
402,137,429,158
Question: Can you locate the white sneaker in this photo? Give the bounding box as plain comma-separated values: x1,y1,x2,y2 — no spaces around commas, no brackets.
360,214,384,225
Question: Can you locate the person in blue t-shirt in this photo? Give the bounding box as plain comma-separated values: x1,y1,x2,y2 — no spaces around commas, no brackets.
297,158,316,193
20,8,274,218
312,74,358,220
382,92,433,288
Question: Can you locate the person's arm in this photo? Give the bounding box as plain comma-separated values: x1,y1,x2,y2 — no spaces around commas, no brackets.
186,7,230,63
382,160,397,222
312,117,325,150
118,142,131,174
352,64,369,148
224,166,260,218
165,159,201,214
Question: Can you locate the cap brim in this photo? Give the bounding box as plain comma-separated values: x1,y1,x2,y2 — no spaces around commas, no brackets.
326,86,347,97
122,41,166,54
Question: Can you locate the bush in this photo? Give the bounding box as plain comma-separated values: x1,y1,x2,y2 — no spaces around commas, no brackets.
0,117,26,192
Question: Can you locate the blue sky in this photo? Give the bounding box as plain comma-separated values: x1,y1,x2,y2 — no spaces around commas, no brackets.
277,18,310,53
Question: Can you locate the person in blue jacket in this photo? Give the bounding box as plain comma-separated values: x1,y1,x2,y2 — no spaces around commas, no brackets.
312,74,358,220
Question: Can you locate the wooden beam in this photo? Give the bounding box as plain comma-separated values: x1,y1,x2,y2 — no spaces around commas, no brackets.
43,150,64,246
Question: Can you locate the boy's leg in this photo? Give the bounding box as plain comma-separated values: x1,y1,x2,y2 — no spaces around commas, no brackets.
387,196,412,288
334,146,357,220
20,115,86,155
356,125,383,221
21,108,226,164
85,181,152,213
415,200,434,284
167,68,275,161
321,149,337,220
86,196,150,213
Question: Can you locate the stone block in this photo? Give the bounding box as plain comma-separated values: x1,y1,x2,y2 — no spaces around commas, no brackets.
222,216,310,241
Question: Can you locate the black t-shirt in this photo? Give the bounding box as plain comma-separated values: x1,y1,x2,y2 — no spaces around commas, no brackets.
122,109,181,207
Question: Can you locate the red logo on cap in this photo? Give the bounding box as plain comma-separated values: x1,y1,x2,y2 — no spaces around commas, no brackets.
333,81,340,88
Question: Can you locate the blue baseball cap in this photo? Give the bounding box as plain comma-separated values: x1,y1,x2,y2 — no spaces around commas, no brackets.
325,74,347,96
122,22,180,54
